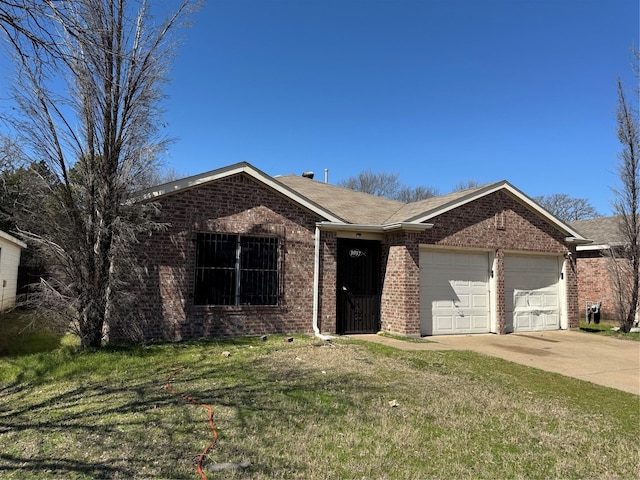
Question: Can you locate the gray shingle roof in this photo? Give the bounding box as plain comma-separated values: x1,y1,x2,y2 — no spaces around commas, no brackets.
570,216,627,245
275,175,405,224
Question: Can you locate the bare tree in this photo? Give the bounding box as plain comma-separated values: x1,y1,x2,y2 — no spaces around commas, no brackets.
2,0,195,347
338,170,402,198
534,193,600,222
395,185,439,202
611,76,639,332
452,180,480,192
338,169,439,202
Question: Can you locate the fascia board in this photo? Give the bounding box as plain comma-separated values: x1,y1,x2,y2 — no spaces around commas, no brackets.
577,242,625,251
135,162,344,223
317,222,433,233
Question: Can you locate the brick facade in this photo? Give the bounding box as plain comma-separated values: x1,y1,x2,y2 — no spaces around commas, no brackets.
575,250,636,322
128,172,580,342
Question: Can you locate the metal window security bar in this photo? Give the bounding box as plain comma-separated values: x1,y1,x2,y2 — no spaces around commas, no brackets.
194,233,279,306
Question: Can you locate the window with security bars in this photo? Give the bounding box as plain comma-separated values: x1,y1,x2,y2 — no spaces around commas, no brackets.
194,233,280,306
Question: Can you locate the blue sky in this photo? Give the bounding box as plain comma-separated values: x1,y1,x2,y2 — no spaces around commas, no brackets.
161,0,638,216
2,0,638,216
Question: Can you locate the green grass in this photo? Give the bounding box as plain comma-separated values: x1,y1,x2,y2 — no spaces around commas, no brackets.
1,314,639,479
578,319,640,341
0,310,78,356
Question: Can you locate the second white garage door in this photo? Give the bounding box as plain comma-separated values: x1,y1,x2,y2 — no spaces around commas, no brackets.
504,255,561,332
420,250,491,335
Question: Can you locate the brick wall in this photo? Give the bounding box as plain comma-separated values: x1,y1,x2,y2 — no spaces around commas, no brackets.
318,231,337,334
381,232,420,335
575,250,637,322
131,173,323,341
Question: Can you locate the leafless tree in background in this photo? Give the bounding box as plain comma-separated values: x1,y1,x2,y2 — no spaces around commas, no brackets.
395,184,439,202
452,180,480,192
338,169,439,201
534,193,600,222
1,0,195,347
338,170,403,198
611,74,639,332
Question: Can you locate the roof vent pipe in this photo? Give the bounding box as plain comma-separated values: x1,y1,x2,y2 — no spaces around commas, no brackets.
325,168,328,183
302,171,314,179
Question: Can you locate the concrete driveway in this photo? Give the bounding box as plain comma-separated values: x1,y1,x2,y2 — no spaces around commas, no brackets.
349,330,640,395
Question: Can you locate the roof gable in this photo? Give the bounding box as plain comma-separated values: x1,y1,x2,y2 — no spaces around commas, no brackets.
136,162,344,223
391,180,588,240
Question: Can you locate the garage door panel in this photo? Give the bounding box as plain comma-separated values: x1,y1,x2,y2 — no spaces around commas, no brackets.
472,294,488,308
420,250,490,335
505,255,561,332
435,315,454,331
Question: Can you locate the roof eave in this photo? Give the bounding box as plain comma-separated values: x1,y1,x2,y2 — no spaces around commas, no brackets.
317,221,433,233
576,241,625,251
565,236,594,246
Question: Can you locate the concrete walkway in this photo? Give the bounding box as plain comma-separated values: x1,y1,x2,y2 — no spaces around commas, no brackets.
348,330,640,396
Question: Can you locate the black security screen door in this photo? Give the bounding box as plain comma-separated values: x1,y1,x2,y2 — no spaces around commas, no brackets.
336,238,382,334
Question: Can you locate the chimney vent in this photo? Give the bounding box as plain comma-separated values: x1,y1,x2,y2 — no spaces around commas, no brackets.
302,171,314,179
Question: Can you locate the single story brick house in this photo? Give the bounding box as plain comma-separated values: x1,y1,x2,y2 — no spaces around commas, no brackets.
133,162,590,341
0,230,26,312
570,216,638,323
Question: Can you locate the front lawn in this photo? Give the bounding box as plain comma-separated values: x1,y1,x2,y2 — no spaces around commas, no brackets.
0,318,638,479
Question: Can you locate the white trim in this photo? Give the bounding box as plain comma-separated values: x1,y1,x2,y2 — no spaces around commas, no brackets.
559,257,569,330
489,250,498,333
317,221,434,233
312,226,331,340
576,242,624,251
0,230,26,249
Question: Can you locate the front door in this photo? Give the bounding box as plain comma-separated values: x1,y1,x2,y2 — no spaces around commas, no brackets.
336,239,381,334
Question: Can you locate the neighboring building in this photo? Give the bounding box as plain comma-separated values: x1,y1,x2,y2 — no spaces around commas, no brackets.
570,216,638,322
129,162,589,342
0,230,27,312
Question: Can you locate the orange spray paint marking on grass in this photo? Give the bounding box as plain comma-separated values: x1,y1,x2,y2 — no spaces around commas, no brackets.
166,367,218,480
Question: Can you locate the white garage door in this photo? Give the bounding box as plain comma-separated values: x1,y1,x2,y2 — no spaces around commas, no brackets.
504,255,561,332
420,250,490,335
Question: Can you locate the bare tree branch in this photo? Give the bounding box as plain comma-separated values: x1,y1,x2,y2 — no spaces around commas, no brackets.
2,0,195,347
338,169,439,201
611,72,640,332
534,193,600,222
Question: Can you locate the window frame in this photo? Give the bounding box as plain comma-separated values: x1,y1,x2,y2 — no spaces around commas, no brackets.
193,232,281,307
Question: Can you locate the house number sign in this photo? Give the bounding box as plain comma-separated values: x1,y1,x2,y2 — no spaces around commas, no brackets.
349,248,367,258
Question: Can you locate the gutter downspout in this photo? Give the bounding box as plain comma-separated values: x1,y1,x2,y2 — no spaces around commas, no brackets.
313,225,332,341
